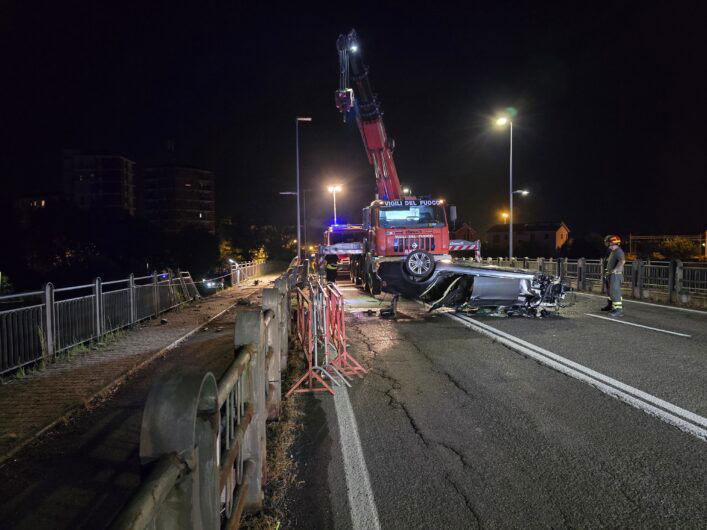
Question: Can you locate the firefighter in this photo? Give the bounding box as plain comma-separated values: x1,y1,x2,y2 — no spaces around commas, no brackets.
324,253,339,283
601,235,625,316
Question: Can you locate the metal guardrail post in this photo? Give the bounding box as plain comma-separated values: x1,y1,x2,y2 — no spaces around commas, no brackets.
632,259,643,299
129,274,136,325
577,258,586,291
276,278,290,370
234,311,266,511
674,259,684,302
94,277,103,339
43,282,55,359
537,257,544,273
667,260,676,303
152,271,160,316
263,288,282,420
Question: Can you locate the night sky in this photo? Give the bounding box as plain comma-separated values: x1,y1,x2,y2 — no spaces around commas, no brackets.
2,1,705,238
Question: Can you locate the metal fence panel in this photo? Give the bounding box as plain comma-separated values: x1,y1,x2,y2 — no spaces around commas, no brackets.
0,304,45,374
134,284,155,321
584,259,603,281
642,261,671,289
103,288,132,333
621,261,634,288
683,265,707,295
54,295,96,353
565,260,578,279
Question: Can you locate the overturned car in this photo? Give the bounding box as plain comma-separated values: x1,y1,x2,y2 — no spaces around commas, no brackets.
377,251,572,317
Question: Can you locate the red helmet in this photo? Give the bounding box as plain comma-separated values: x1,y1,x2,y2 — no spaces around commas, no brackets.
604,235,621,246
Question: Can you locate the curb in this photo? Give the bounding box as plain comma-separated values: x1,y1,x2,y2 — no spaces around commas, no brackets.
0,287,261,466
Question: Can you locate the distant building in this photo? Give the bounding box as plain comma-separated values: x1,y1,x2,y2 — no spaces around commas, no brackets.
486,222,570,252
142,165,216,234
13,192,63,226
451,222,478,241
62,150,136,215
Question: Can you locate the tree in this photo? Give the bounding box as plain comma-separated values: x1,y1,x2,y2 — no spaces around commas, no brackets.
660,237,699,261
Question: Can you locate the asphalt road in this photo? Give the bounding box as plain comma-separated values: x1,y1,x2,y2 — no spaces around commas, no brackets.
288,280,707,529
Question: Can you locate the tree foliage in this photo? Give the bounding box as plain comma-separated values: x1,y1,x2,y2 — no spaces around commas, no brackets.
660,237,699,261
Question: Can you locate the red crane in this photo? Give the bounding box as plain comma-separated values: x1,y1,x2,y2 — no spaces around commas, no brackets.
334,29,451,295
336,29,403,201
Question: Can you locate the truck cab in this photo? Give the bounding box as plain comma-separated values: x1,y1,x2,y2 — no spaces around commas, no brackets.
356,198,451,293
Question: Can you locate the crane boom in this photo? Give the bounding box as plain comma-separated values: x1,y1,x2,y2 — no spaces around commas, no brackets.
336,29,402,200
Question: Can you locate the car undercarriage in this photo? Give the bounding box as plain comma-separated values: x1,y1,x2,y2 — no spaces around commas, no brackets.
377,256,573,317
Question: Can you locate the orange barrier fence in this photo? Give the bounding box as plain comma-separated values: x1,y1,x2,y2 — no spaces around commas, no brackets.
286,277,365,396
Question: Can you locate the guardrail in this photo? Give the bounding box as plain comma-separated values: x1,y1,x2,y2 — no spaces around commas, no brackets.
475,256,707,307
109,265,303,530
0,260,270,376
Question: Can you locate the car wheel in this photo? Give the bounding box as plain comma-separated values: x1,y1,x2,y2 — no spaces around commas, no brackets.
404,250,435,280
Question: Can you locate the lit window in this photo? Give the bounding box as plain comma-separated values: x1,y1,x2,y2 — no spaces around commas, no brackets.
199,212,203,218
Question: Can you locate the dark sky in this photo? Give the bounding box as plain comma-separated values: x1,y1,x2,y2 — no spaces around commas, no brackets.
2,1,705,238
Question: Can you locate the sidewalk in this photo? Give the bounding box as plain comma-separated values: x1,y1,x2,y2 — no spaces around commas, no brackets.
0,274,280,464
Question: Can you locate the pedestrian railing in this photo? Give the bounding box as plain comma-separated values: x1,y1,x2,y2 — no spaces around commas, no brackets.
0,260,271,376
109,266,299,530
0,271,200,376
480,256,707,307
681,262,707,296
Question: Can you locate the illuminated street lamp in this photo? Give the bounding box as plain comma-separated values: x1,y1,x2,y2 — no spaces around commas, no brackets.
495,114,514,257
402,187,412,195
328,184,342,224
514,189,529,196
500,212,509,224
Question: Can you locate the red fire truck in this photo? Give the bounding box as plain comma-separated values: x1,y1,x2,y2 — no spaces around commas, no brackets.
322,224,366,276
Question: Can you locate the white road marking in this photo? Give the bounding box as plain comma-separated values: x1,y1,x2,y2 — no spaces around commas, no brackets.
585,313,692,337
576,291,707,315
333,386,382,530
442,310,707,441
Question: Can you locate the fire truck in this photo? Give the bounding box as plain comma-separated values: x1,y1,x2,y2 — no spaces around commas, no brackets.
335,29,452,294
335,29,570,316
322,224,366,276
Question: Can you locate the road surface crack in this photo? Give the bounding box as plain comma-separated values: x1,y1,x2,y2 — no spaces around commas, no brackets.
405,339,476,400
444,472,482,528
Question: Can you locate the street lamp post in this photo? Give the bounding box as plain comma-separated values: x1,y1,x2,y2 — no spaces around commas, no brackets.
496,116,513,257
327,185,342,224
295,116,312,261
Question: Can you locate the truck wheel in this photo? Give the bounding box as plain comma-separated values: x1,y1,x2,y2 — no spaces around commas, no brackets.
404,250,435,280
